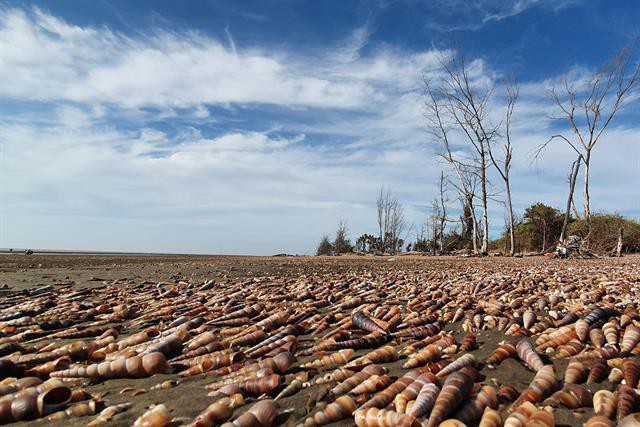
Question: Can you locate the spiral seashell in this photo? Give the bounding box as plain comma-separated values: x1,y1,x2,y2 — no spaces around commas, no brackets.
329,364,386,396
619,413,640,427
403,345,441,369
536,329,577,352
86,402,133,426
602,320,619,347
522,311,536,329
554,339,585,359
593,389,617,419
347,345,398,368
590,328,605,348
436,353,476,377
505,401,554,426
542,383,592,408
50,352,167,379
484,342,516,366
133,404,172,427
353,407,417,427
621,324,640,355
604,369,622,387
575,319,589,342
302,349,354,369
404,382,439,418
226,399,278,427
516,339,544,371
577,345,619,360
229,330,268,349
617,385,638,422
426,370,473,427
563,358,587,384
498,384,519,405
190,395,244,427
393,372,437,414
454,385,498,425
350,374,393,395
305,395,356,426
622,358,640,388
352,311,388,334
236,374,281,396
478,406,502,427
360,370,420,409
509,365,557,411
275,379,303,401
585,415,616,427
460,333,477,352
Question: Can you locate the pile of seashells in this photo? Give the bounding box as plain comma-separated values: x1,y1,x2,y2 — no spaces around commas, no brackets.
0,259,639,426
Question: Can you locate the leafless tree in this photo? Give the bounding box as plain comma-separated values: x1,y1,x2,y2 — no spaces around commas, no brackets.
435,171,449,253
539,41,639,243
487,83,517,256
376,186,406,254
424,74,480,254
423,54,500,254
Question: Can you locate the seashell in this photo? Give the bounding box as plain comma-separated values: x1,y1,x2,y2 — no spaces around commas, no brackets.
426,370,474,427
301,349,354,369
522,311,536,329
236,374,281,396
360,370,420,409
590,328,605,348
554,339,585,358
50,352,168,379
275,379,303,401
484,342,516,366
86,402,133,426
542,383,592,408
191,394,244,427
577,345,619,360
225,399,278,427
403,345,441,369
497,384,519,405
330,365,387,396
347,345,398,368
622,358,640,388
563,358,587,384
352,311,388,334
608,367,623,384
602,320,619,347
617,385,638,422
620,413,640,427
478,406,502,427
350,374,394,395
393,373,437,414
454,384,498,425
353,407,417,427
305,395,356,426
516,339,544,371
593,389,617,419
586,358,610,384
621,324,640,355
406,382,439,418
460,333,477,352
575,319,589,342
36,386,72,416
436,353,476,377
133,404,172,427
510,365,557,411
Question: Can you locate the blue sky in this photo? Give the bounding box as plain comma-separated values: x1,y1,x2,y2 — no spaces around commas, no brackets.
0,0,638,254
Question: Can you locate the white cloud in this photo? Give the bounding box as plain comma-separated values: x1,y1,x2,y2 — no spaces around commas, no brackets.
0,6,637,254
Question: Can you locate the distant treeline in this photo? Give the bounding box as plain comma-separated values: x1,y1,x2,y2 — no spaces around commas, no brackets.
317,203,640,256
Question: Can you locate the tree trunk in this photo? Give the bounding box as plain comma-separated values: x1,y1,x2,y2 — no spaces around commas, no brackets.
616,227,624,257
583,151,591,220
560,157,582,243
468,195,479,254
505,179,515,256
480,163,489,255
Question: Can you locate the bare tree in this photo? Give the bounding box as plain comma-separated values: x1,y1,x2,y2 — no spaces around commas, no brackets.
423,54,501,255
334,220,353,254
540,41,639,243
435,171,449,253
375,186,406,254
424,74,480,254
487,83,518,256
